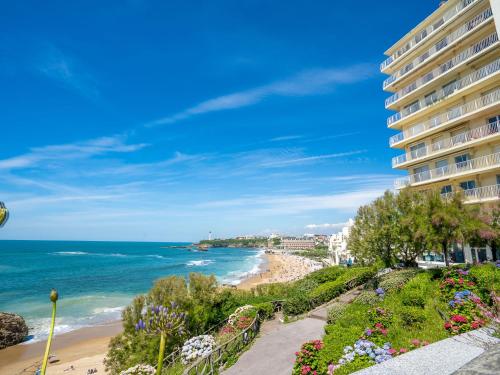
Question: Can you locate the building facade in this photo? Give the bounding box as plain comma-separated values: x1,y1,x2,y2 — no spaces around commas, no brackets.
281,237,316,251
382,0,500,263
328,219,354,265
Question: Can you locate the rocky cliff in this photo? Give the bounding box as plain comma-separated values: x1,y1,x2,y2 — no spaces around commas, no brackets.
0,312,29,349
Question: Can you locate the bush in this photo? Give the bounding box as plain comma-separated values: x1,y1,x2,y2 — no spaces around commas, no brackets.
253,302,274,320
304,266,345,284
378,269,418,293
292,340,324,375
283,292,312,316
327,303,348,324
354,291,380,305
469,263,500,294
399,306,426,327
309,268,376,307
401,290,426,308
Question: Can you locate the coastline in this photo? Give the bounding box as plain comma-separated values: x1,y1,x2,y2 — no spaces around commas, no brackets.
0,250,321,374
0,321,122,375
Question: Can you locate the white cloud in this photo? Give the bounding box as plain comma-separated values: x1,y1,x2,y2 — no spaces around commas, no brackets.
145,63,375,126
305,222,348,229
35,44,100,99
259,150,367,168
0,135,148,171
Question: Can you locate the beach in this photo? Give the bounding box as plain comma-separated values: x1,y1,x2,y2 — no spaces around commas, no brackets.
238,251,322,289
0,251,320,374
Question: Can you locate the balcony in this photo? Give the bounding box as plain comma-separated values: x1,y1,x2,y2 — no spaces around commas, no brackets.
392,121,500,167
385,32,499,108
383,7,493,89
389,88,500,147
442,184,500,203
380,0,478,72
395,151,500,189
387,57,500,127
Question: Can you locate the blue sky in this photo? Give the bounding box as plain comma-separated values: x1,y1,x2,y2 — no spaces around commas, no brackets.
0,0,439,241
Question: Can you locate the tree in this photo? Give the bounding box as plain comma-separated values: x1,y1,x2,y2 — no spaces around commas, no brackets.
469,203,500,261
423,191,480,266
348,191,399,267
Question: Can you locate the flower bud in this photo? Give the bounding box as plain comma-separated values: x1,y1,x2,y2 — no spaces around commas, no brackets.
50,289,59,303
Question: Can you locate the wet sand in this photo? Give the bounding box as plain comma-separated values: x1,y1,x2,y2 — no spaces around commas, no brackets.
0,322,122,375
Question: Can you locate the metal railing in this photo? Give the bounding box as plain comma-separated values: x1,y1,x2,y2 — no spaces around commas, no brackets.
383,7,493,88
389,88,500,146
442,184,500,201
387,57,500,126
395,151,500,188
392,121,500,167
380,0,477,71
385,32,498,107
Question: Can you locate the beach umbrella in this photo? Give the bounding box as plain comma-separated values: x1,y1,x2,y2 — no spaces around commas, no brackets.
0,201,9,228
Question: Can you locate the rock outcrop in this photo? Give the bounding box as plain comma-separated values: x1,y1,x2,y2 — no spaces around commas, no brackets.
0,312,29,349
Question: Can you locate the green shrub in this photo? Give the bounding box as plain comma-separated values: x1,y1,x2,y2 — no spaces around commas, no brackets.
401,290,426,308
253,302,274,320
309,268,376,307
399,306,426,327
283,292,312,316
469,264,500,294
304,266,345,284
378,269,418,293
354,291,380,305
327,303,348,324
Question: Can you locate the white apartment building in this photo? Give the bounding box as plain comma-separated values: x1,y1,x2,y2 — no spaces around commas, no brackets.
328,219,354,265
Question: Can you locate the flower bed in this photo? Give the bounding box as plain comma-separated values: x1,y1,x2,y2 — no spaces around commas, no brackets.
119,364,156,375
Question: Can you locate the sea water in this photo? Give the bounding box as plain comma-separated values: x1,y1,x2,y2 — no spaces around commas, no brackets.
0,240,264,342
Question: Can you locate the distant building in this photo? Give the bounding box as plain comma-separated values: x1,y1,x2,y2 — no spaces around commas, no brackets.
328,219,354,265
281,237,316,250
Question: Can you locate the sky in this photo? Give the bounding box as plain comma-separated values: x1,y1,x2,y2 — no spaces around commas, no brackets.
0,0,441,241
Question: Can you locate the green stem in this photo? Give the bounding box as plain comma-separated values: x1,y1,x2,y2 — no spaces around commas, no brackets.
156,333,166,375
41,301,57,375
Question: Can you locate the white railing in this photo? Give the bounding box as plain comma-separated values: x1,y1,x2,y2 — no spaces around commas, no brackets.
380,0,477,71
385,32,499,107
392,121,500,167
387,58,500,126
442,184,500,202
383,7,492,88
389,88,500,146
395,151,500,188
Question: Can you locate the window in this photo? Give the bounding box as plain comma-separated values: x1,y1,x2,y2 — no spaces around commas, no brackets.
442,80,457,96
413,165,430,182
405,100,420,115
436,37,448,51
496,175,500,185
460,180,476,190
419,51,430,63
435,159,449,177
455,153,470,164
425,91,438,106
410,142,426,158
441,185,452,194
488,115,500,124
433,18,444,31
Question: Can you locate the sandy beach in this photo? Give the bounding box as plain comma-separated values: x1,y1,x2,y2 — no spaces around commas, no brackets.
237,252,322,290
0,322,122,375
0,252,320,374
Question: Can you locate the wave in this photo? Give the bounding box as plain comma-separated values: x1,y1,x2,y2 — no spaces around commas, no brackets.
186,259,214,267
52,251,89,255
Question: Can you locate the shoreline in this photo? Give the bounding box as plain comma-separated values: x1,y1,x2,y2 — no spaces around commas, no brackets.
0,250,320,374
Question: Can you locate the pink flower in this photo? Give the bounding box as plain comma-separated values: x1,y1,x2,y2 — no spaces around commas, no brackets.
411,339,420,346
399,348,408,353
422,341,429,346
380,328,388,336
451,315,468,323
387,348,397,355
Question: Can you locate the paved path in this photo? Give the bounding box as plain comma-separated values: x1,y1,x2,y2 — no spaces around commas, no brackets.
453,342,500,374
223,287,362,375
354,328,500,375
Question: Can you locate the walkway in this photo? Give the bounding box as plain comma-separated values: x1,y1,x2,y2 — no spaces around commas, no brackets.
354,328,500,375
222,287,363,375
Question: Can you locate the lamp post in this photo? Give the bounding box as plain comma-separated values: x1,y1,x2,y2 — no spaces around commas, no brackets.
0,201,9,228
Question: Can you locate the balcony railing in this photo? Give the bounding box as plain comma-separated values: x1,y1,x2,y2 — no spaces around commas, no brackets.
380,0,478,71
387,57,500,126
442,184,500,202
395,151,500,188
392,121,500,167
385,32,499,107
389,88,500,146
383,7,492,88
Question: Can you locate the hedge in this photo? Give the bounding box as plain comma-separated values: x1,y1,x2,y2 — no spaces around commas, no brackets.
308,267,376,307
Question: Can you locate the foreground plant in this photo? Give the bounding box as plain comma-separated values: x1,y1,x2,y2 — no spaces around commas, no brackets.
135,302,186,375
41,289,58,375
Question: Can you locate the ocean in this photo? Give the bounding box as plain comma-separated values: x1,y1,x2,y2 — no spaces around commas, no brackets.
0,240,264,343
